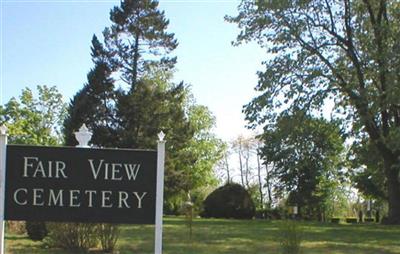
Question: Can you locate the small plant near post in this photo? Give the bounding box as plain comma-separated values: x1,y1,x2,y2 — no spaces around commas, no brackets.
278,220,302,254
183,193,194,241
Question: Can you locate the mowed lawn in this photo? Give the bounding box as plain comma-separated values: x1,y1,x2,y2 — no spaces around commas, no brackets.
5,217,400,254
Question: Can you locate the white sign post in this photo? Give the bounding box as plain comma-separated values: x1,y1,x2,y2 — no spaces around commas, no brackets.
0,125,8,254
155,131,166,254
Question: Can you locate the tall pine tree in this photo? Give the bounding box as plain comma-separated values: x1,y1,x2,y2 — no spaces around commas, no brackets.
104,0,178,91
64,35,117,147
63,0,221,212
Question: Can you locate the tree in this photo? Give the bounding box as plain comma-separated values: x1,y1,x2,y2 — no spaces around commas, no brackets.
232,135,256,188
63,35,117,147
173,105,224,196
116,76,191,150
105,0,178,91
349,137,387,200
0,85,66,245
0,85,66,145
260,111,344,220
229,0,400,224
215,143,232,184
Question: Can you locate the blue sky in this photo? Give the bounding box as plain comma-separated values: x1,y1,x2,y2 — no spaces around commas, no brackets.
1,0,265,141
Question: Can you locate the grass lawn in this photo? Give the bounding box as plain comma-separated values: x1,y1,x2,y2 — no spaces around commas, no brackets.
5,217,400,254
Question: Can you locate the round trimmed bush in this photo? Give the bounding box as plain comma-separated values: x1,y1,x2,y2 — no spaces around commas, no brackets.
201,183,255,219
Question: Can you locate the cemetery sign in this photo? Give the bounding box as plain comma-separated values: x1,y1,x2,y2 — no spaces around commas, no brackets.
4,145,157,224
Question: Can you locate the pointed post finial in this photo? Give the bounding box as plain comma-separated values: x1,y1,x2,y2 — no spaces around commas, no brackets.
74,124,92,147
158,131,165,142
0,125,7,135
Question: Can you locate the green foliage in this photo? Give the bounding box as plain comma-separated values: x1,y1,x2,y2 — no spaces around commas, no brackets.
25,222,48,241
349,138,387,201
229,0,400,223
105,0,178,90
46,223,98,252
202,183,255,219
64,0,222,210
0,85,67,145
171,105,224,195
279,220,303,254
116,78,191,149
63,35,117,147
261,110,344,220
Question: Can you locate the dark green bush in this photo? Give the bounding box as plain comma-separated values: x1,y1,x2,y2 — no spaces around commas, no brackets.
331,218,340,224
25,221,48,241
201,183,255,219
345,217,358,224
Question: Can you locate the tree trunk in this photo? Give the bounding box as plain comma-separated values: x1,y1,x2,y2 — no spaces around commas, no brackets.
224,154,230,184
384,158,400,224
265,164,273,205
131,33,140,92
257,153,264,210
238,147,245,187
244,150,250,189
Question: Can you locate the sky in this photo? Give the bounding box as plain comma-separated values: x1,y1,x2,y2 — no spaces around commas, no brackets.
0,0,265,141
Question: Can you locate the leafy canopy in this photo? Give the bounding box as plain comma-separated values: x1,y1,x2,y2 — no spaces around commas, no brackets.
228,0,400,223
1,85,67,145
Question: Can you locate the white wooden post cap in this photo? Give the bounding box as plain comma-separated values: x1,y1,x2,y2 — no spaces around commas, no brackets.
158,131,165,142
74,124,92,147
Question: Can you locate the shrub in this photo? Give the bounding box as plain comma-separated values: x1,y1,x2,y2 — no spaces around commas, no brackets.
330,218,340,224
46,223,98,252
6,221,26,235
97,224,120,253
345,217,358,224
279,220,302,254
25,221,48,241
201,183,255,219
255,207,285,220
364,218,374,223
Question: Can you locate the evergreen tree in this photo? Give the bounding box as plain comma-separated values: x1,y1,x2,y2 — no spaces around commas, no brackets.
117,78,191,149
63,35,117,147
63,0,222,213
104,0,178,91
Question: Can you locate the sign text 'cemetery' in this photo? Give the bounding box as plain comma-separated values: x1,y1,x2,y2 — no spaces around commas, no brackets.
4,145,157,224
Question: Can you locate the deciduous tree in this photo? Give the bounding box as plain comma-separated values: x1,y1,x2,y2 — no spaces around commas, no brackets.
0,85,66,145
260,111,344,220
228,0,400,224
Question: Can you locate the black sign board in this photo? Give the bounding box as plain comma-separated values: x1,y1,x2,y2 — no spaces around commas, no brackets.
4,145,157,224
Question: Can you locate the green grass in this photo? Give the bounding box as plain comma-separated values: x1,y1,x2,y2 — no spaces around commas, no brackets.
5,217,400,254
